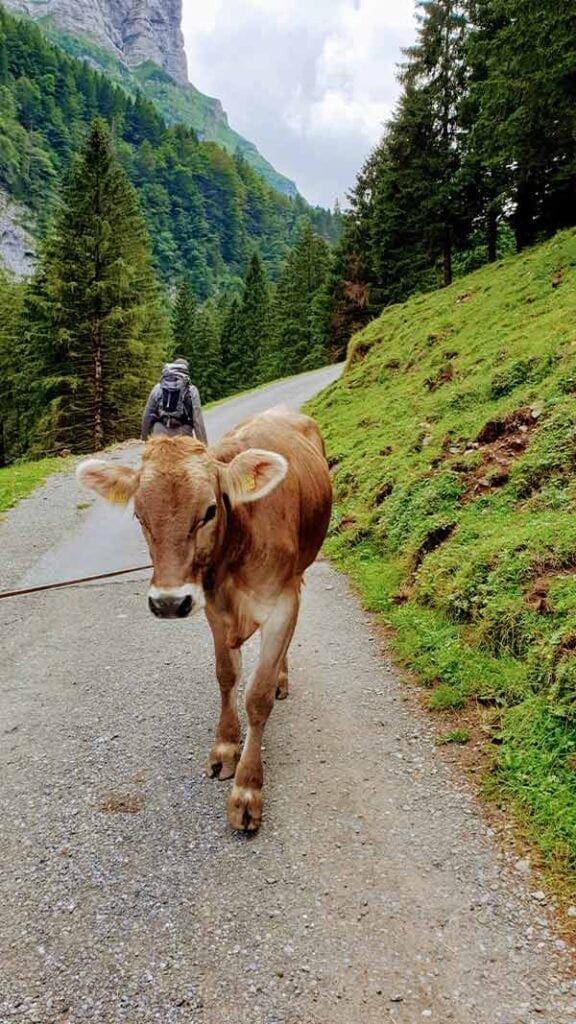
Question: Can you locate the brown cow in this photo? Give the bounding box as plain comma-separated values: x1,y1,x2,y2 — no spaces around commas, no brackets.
77,410,332,831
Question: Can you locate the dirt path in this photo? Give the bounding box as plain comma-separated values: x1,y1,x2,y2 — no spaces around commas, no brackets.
1,368,575,1024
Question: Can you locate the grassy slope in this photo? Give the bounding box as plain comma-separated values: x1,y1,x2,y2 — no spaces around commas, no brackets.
0,457,68,513
309,228,576,879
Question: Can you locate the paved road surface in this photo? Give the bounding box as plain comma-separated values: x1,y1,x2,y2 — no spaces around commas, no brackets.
1,366,575,1024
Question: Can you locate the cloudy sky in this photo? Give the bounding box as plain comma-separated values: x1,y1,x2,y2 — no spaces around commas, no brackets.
181,0,417,208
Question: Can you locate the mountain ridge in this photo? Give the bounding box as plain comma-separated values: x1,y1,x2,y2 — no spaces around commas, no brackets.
1,0,298,196
2,0,188,81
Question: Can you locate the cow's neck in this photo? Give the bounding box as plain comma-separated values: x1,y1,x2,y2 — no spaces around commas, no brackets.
202,491,250,598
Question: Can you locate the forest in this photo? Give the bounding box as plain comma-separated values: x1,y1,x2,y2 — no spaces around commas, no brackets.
0,6,339,462
327,0,576,355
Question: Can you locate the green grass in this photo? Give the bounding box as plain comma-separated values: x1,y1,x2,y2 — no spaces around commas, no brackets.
309,227,576,881
0,457,69,513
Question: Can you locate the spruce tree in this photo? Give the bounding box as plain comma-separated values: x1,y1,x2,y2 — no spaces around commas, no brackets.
22,119,169,454
238,252,271,388
220,295,246,396
171,273,196,362
395,0,469,288
272,221,331,376
187,305,223,403
466,0,576,250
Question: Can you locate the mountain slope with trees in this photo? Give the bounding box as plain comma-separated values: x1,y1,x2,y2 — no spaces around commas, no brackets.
1,0,298,196
0,114,334,463
0,5,338,291
327,0,576,356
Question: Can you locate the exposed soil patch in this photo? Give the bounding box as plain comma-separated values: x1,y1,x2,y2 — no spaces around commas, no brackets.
526,576,553,613
424,362,454,391
411,522,456,570
374,481,394,506
335,514,358,533
458,407,539,501
476,407,537,443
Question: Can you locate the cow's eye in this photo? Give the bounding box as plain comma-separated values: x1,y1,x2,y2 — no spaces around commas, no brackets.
203,504,217,525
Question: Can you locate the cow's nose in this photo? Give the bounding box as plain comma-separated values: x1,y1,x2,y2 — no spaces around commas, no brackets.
148,594,193,619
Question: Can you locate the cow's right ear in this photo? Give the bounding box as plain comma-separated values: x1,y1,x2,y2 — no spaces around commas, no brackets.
76,459,140,505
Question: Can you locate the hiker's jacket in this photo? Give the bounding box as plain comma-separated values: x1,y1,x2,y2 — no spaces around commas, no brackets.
141,383,208,444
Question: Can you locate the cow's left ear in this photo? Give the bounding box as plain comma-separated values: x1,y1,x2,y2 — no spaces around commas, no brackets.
77,459,140,505
223,448,288,506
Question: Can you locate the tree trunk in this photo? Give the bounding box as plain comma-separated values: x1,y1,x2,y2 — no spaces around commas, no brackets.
486,206,497,263
93,321,104,451
514,179,536,252
442,225,452,287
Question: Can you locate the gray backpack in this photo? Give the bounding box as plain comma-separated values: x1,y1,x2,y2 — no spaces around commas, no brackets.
158,366,193,427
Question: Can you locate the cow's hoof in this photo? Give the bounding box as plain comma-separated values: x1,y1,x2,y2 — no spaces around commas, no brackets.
275,680,289,700
208,742,240,781
227,784,263,832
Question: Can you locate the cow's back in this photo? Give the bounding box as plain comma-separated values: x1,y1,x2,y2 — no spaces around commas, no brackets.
214,411,332,575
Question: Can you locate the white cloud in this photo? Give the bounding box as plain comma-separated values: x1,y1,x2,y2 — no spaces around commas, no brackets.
181,0,416,206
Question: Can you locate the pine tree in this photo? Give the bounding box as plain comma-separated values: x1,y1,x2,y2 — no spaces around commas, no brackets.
238,252,271,388
187,305,223,403
220,295,246,396
21,119,169,454
466,0,576,250
394,0,469,288
171,273,196,362
272,221,331,376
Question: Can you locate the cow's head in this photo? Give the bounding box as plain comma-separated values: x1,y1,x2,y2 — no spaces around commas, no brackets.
77,437,287,619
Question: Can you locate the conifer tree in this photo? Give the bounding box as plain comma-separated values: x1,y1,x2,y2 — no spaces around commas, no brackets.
466,0,576,250
170,273,196,362
21,119,169,454
219,295,245,396
238,252,271,388
272,221,331,376
393,0,469,288
187,305,223,403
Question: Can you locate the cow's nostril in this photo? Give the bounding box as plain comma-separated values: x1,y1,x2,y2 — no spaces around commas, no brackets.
177,594,193,617
148,593,193,618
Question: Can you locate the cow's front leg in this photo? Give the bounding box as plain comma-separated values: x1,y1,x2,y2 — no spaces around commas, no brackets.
276,654,289,700
206,608,242,781
228,591,299,832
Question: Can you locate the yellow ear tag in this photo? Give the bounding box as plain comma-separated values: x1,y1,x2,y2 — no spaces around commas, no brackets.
243,474,257,493
108,483,129,505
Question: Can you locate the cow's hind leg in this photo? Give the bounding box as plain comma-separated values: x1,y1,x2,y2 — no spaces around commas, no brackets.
206,609,242,781
276,654,289,700
228,590,299,832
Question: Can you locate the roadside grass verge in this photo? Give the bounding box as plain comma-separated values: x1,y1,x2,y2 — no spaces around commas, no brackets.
308,228,576,887
0,457,70,513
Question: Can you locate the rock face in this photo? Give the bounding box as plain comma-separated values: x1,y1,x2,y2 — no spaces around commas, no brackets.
0,190,36,279
3,0,189,83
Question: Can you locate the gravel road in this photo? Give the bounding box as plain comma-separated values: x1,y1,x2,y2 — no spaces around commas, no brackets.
1,366,575,1024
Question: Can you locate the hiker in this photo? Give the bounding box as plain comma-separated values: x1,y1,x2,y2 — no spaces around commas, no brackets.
141,358,208,445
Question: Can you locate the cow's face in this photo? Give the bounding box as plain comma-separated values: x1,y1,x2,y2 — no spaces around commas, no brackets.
77,438,287,619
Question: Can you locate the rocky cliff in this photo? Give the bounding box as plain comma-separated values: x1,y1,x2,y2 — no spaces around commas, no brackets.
3,0,188,83
0,190,35,279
